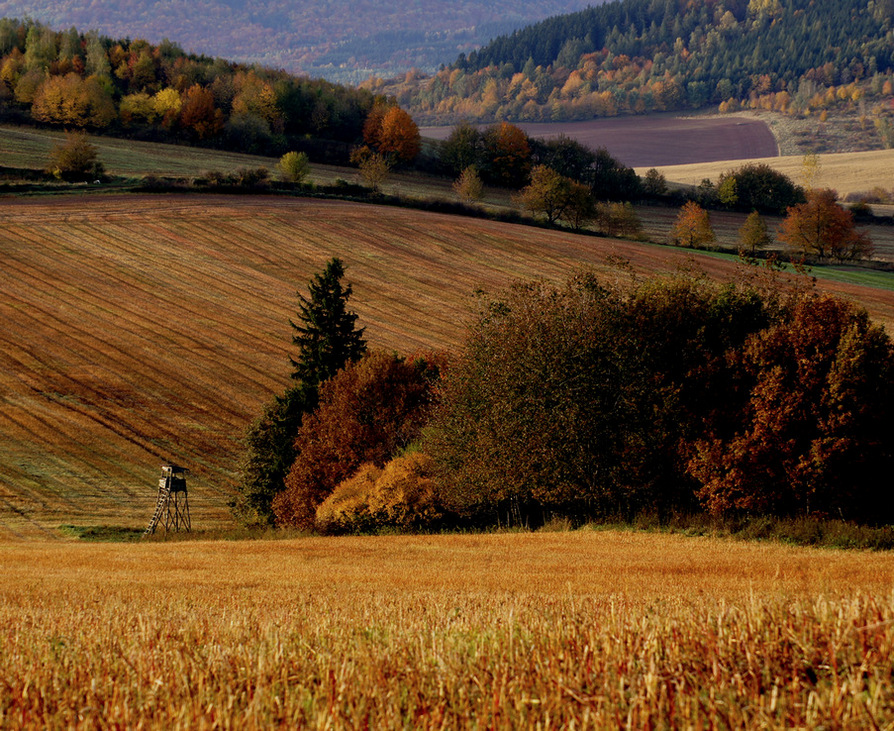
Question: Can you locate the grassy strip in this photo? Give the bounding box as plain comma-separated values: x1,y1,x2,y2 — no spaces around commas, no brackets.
587,512,894,550
58,525,145,542
63,514,894,551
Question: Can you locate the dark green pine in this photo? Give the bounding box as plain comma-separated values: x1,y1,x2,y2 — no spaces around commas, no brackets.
289,257,367,388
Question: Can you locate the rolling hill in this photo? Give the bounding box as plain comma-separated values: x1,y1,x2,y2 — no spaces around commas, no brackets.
385,0,894,130
0,0,600,83
3,193,894,539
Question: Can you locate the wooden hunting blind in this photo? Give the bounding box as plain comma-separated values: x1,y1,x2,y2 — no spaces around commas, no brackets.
142,463,191,536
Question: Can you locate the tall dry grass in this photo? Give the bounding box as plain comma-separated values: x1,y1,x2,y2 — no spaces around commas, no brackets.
2,531,893,728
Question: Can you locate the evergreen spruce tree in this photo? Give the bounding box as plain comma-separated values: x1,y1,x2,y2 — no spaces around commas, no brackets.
232,258,367,527
290,257,367,387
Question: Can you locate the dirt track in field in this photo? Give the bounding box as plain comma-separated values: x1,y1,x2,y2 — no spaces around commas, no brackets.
1,194,891,537
421,114,779,167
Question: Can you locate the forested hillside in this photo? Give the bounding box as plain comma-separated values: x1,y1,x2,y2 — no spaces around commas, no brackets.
0,19,379,160
0,0,599,83
380,0,894,127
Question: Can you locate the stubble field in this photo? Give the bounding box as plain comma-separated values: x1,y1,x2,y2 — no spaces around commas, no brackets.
640,148,894,201
3,194,894,539
2,531,893,728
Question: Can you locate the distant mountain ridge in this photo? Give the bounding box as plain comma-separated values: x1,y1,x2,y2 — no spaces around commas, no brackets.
0,0,601,83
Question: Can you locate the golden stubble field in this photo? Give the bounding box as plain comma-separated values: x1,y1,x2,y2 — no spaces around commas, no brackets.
1,530,893,728
639,148,894,201
2,193,894,538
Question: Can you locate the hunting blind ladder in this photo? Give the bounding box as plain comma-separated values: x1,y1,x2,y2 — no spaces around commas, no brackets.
143,463,191,536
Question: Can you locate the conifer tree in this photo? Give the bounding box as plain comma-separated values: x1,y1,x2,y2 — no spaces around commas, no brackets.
232,258,366,527
289,257,367,388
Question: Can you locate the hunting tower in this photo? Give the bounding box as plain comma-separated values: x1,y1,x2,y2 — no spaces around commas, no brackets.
143,463,191,536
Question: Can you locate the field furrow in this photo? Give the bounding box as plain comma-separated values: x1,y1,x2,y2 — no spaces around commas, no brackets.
2,194,894,535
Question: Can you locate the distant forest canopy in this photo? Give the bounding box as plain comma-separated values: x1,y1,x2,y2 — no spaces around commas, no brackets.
0,0,601,84
0,18,385,160
374,0,894,125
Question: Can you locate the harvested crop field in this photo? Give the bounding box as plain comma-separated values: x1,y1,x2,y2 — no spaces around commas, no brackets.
641,148,894,201
421,114,779,167
2,194,893,537
2,531,894,727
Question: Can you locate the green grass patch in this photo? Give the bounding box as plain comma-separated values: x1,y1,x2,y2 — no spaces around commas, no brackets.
58,525,145,542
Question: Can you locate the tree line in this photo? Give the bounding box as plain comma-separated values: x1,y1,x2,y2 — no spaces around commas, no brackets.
0,18,378,161
370,0,894,129
233,259,894,533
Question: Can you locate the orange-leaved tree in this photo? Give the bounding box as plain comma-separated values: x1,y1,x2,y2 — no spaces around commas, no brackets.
670,201,715,247
689,293,894,522
363,104,420,164
483,122,531,188
179,84,224,139
272,350,444,530
779,188,873,261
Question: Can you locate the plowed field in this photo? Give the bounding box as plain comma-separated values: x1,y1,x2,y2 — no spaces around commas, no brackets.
421,114,779,167
2,194,893,538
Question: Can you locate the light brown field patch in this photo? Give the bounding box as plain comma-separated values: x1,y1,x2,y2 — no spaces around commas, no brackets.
2,194,893,537
1,531,893,727
422,114,779,167
640,148,894,201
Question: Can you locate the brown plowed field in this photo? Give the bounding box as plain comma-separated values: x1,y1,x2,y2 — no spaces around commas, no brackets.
421,114,779,167
2,194,891,538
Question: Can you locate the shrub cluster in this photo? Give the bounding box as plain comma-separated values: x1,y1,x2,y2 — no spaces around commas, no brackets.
271,350,444,531
248,268,894,535
422,271,894,527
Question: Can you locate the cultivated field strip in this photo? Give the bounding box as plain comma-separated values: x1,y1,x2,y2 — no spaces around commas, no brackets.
2,532,894,727
2,194,894,536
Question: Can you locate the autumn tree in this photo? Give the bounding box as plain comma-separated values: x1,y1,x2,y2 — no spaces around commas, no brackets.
152,87,182,128
232,259,366,527
595,202,643,239
362,103,388,147
482,122,531,188
272,351,443,530
424,273,771,525
31,74,115,127
179,84,224,139
779,189,873,261
739,210,772,254
453,165,484,203
377,106,420,163
47,130,104,180
670,201,715,247
278,151,310,183
441,121,484,175
352,148,391,192
363,104,420,164
315,452,442,534
689,294,894,523
517,165,574,223
120,92,158,125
